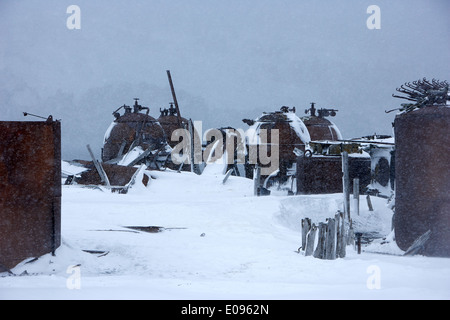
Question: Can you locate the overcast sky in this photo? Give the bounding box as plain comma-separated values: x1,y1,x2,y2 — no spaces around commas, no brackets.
1,0,449,160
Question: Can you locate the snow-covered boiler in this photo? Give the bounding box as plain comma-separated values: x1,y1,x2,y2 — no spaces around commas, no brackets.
301,103,342,141
243,106,311,193
101,99,169,168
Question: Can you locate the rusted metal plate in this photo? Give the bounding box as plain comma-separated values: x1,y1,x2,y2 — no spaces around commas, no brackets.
74,162,141,186
394,106,450,257
296,156,371,194
0,120,61,270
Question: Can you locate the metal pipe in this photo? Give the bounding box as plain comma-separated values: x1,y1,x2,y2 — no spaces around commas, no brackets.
166,70,182,127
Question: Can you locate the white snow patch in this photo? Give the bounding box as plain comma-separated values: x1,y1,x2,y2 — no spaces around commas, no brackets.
61,160,88,177
117,146,144,166
284,112,311,144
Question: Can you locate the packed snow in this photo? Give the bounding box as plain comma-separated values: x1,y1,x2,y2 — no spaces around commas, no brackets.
1,168,450,300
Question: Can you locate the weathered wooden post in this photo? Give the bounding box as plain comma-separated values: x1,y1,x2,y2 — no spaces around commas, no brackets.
366,194,374,211
301,218,312,251
305,224,317,257
325,218,336,260
355,232,363,254
342,151,350,220
87,144,111,187
254,166,261,196
337,212,346,258
314,223,327,259
353,178,360,216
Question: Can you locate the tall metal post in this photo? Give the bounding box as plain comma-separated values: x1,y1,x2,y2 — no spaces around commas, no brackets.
353,178,360,216
342,151,350,220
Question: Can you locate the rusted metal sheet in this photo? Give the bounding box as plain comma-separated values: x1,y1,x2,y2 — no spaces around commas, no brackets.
394,106,450,257
0,120,61,270
296,156,371,195
74,162,145,187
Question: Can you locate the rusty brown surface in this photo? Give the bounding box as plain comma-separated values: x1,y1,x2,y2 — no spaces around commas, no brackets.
158,115,189,148
0,121,61,270
257,113,306,164
394,106,450,257
102,112,166,162
75,162,139,186
296,156,371,195
302,116,341,141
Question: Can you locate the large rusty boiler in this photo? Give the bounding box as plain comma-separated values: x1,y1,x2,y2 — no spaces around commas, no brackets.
296,103,371,195
393,105,450,257
102,99,170,169
301,103,342,141
243,106,311,193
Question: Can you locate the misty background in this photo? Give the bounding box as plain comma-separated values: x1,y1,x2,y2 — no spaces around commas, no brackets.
1,0,449,160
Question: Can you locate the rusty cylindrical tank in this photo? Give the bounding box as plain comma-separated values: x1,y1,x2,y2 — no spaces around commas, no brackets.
102,101,167,163
394,106,450,257
0,120,61,270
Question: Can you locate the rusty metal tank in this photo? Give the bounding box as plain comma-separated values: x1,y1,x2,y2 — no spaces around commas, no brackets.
250,107,310,164
244,106,311,190
0,119,61,270
393,105,450,257
102,99,167,163
301,103,342,141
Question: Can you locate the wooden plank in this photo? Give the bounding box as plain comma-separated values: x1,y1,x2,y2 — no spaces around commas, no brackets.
301,218,312,251
337,212,346,258
325,218,336,260
120,164,146,194
222,169,233,185
404,230,432,256
366,194,374,211
305,224,317,257
254,166,261,196
87,144,110,187
314,222,327,259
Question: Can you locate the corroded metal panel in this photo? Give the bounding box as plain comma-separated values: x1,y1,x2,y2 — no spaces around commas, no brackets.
394,106,450,257
0,120,61,270
296,156,371,195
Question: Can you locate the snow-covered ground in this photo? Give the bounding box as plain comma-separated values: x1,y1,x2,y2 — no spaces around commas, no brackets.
1,168,450,300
